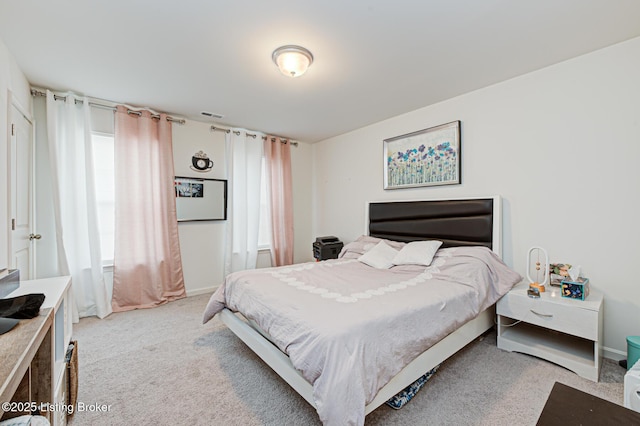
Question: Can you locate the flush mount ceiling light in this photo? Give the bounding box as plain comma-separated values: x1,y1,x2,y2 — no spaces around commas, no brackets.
272,45,314,78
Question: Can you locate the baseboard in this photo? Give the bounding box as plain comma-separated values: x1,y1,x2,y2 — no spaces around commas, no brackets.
186,285,218,297
604,346,627,362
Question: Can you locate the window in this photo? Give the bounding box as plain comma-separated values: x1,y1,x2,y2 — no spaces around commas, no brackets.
91,133,115,264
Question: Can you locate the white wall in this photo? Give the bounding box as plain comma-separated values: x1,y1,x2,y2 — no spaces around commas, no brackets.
291,141,314,263
172,121,228,295
312,36,640,357
32,97,56,277
0,37,31,272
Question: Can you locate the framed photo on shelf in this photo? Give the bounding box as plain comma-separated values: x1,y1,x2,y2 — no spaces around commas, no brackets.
383,120,461,189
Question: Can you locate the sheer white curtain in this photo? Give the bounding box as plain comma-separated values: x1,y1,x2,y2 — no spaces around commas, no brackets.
224,129,264,275
46,91,112,320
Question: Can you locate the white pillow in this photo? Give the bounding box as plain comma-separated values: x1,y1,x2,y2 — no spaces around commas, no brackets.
358,241,399,269
392,240,443,266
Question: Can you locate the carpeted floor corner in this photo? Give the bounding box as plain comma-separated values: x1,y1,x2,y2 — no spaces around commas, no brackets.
69,293,625,425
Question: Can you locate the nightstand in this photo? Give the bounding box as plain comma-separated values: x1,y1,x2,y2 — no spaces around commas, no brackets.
497,283,603,382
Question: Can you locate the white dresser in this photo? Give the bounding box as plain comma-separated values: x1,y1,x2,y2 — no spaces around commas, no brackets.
8,276,73,426
497,282,603,382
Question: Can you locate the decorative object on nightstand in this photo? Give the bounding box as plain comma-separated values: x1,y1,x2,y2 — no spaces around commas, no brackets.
497,282,603,382
561,277,590,300
526,246,549,293
549,263,571,286
555,264,589,300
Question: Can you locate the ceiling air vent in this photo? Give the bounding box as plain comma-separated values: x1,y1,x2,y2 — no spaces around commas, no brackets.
201,111,224,119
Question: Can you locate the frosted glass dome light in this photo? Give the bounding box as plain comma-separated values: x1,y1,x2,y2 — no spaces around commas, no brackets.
272,45,314,78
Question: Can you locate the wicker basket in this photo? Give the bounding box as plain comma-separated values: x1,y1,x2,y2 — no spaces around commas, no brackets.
67,340,79,415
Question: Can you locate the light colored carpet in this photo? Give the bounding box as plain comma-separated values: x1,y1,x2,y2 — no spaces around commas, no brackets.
68,293,625,425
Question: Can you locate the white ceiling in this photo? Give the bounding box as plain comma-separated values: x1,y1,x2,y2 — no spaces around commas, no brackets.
1,1,640,142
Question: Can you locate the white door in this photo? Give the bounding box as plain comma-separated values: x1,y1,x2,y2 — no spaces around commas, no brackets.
10,103,36,279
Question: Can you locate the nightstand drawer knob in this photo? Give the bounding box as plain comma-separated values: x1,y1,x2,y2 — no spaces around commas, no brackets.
530,310,553,318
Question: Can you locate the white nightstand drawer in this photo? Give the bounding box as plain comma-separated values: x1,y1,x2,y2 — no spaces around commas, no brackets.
498,292,598,341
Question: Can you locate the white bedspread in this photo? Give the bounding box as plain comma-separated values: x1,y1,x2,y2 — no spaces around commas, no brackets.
203,246,521,426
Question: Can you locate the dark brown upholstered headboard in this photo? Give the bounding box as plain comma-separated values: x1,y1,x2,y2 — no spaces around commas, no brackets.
368,198,495,250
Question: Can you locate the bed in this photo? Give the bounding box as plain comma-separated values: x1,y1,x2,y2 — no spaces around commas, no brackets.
203,196,522,425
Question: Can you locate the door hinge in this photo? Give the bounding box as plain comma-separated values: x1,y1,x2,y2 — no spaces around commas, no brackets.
11,123,15,136
11,218,16,230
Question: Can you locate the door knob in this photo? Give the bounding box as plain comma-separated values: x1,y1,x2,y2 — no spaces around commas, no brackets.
29,233,42,240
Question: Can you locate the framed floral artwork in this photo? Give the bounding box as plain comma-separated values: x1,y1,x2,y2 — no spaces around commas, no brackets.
383,121,461,189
